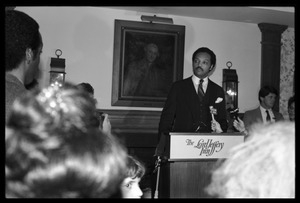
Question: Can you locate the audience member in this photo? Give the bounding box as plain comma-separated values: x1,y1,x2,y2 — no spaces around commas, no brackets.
76,82,95,99
123,43,170,97
6,84,128,198
5,10,43,122
155,47,228,157
76,82,111,134
120,155,146,198
288,95,295,121
243,85,284,132
205,121,295,198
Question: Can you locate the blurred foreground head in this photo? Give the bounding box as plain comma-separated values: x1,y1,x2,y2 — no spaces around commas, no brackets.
206,121,295,198
6,84,128,198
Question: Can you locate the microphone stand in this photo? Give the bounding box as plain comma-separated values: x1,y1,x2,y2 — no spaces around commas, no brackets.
153,156,161,198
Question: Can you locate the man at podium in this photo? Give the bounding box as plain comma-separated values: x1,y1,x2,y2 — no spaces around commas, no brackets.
155,47,228,158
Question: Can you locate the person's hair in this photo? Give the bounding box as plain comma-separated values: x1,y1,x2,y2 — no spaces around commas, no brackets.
76,82,95,96
205,121,295,198
7,83,99,132
6,127,128,198
6,84,128,198
192,47,216,68
288,95,294,109
5,10,42,72
125,155,146,180
258,85,278,103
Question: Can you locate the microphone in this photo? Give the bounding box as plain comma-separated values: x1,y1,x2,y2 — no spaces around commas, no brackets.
229,108,239,120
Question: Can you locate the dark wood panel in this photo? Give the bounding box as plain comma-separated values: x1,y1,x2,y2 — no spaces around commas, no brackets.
99,109,161,133
159,160,220,198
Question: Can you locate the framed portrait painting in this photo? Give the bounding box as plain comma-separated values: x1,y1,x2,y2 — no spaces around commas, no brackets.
111,19,185,108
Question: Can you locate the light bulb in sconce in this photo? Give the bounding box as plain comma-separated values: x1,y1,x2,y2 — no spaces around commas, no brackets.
49,49,66,88
227,89,237,96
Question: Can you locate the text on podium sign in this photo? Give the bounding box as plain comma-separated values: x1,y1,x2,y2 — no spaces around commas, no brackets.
169,133,244,160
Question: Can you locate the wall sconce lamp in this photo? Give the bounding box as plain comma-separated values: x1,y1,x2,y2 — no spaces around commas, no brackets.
222,61,239,109
49,49,66,87
141,15,173,24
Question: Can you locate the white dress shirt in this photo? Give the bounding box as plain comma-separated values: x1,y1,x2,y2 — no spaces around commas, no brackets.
192,75,208,94
260,106,275,124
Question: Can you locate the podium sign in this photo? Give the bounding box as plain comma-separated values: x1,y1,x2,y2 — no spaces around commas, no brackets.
169,132,244,160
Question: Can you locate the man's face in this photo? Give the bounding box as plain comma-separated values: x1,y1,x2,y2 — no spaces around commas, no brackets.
192,52,213,79
145,45,159,63
261,93,276,109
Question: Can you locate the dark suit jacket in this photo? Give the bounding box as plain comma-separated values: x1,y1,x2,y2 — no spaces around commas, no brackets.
6,73,28,123
243,107,284,131
155,76,228,157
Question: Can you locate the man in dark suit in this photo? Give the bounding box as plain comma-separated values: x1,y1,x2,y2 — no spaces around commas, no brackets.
154,47,228,158
243,85,284,132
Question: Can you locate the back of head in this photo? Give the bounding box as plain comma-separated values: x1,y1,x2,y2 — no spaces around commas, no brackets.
206,121,295,198
6,84,128,198
5,10,41,72
6,127,128,198
7,84,99,134
76,82,95,96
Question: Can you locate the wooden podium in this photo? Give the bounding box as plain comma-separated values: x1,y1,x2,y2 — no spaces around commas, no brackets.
158,132,244,198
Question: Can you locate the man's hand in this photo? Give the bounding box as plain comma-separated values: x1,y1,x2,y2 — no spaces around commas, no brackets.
211,120,223,133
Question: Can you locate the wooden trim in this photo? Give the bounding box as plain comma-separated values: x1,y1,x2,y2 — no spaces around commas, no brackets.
99,109,161,133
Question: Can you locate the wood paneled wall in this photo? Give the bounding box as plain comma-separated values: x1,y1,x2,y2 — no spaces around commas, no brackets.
98,109,161,160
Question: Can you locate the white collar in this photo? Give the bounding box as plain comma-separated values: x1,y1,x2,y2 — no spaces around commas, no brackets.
260,105,272,112
192,75,208,84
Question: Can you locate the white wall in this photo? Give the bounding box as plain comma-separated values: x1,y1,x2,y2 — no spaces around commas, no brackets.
16,6,262,113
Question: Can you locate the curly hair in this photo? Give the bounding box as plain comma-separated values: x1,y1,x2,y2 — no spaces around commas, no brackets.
7,84,99,135
6,85,128,198
5,10,42,71
205,121,295,198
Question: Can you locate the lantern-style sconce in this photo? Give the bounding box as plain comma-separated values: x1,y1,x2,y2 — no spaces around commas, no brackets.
222,61,238,109
49,49,66,87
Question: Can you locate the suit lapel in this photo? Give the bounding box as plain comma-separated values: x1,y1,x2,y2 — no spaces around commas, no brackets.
256,107,263,122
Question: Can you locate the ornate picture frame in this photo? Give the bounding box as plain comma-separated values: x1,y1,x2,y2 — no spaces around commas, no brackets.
111,19,185,107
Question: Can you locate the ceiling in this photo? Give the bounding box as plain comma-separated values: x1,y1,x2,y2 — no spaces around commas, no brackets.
108,6,295,28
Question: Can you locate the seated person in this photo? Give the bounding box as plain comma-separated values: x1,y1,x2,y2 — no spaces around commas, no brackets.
121,155,146,198
6,84,128,198
243,85,284,132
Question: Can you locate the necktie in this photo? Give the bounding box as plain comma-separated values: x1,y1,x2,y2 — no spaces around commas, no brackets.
198,79,205,99
266,110,271,122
